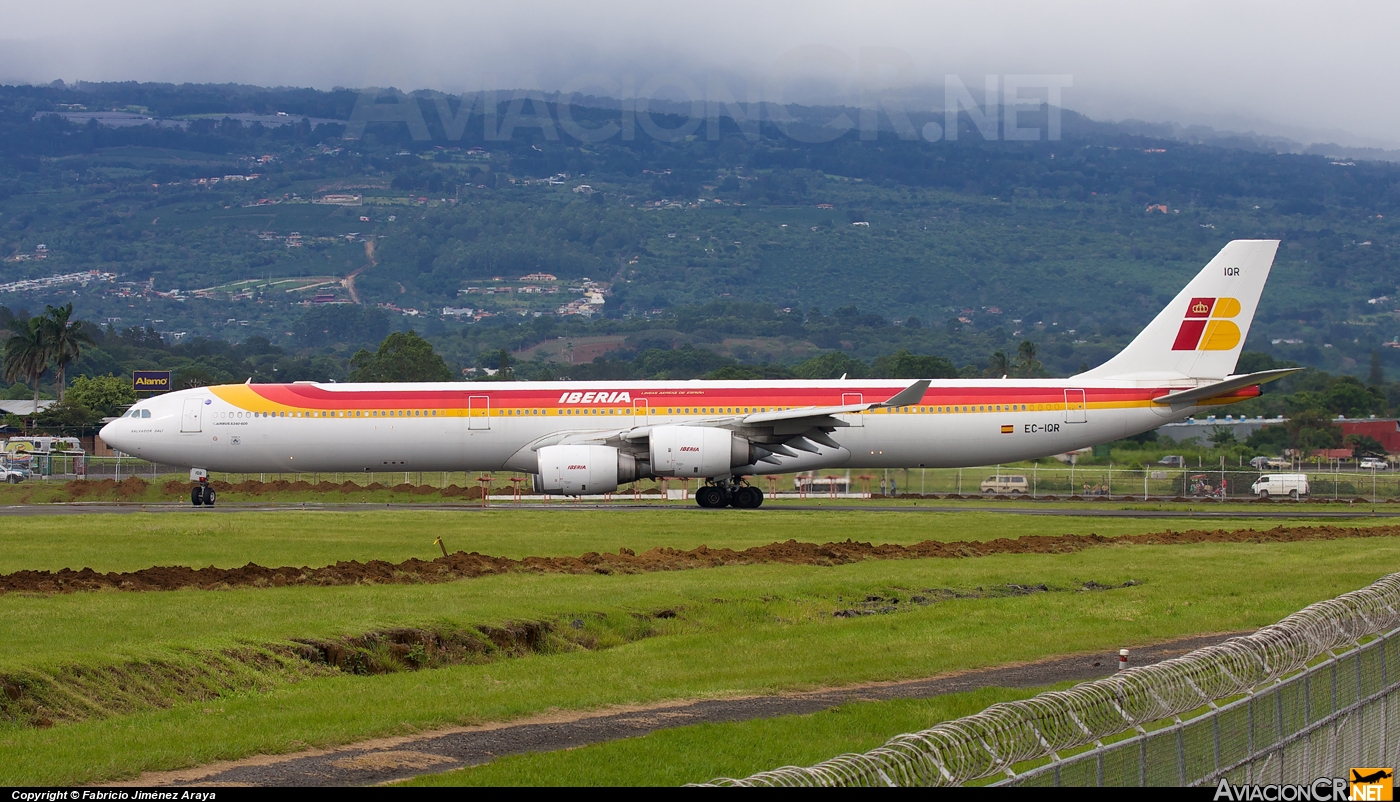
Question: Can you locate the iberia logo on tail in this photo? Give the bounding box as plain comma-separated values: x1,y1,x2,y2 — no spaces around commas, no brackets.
1171,297,1242,351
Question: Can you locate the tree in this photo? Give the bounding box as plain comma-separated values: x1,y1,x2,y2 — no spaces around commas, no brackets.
347,331,454,382
1322,376,1385,417
42,303,94,402
986,350,1011,378
793,352,869,379
1285,408,1343,451
3,317,49,409
1016,340,1044,377
1208,425,1237,447
1245,424,1290,453
870,350,958,379
66,375,137,417
1346,434,1386,459
32,400,102,428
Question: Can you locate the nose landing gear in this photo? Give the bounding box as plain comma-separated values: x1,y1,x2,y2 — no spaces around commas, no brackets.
695,477,764,509
189,468,214,507
190,482,215,507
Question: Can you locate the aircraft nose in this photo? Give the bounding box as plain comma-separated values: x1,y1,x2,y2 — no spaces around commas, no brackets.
99,418,130,453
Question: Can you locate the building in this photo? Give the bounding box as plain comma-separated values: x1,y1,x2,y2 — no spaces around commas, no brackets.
0,400,56,417
1338,419,1400,453
1156,417,1400,455
1155,415,1285,444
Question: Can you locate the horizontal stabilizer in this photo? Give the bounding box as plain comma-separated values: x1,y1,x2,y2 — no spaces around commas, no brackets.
1151,368,1303,406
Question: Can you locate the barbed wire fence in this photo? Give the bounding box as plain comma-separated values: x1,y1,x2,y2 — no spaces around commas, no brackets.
706,573,1400,787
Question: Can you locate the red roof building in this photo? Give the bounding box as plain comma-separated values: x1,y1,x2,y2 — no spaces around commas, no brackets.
1339,419,1400,453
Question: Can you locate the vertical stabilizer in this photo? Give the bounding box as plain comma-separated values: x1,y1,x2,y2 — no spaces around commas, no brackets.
1074,240,1279,381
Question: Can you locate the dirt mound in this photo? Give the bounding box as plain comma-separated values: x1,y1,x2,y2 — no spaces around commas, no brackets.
58,477,150,500
3,524,1397,596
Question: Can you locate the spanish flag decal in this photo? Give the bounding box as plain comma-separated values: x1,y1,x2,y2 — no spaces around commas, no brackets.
1171,297,1242,351
1001,424,1014,433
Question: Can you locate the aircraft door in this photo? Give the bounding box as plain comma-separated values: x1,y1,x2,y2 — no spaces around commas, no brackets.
1064,389,1088,424
841,392,865,427
181,398,205,433
468,395,490,430
632,398,649,425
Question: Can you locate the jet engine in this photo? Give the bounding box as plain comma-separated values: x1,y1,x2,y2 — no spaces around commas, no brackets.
648,426,755,478
533,444,642,495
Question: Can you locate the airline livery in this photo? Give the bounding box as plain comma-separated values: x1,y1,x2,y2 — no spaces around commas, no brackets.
101,240,1298,509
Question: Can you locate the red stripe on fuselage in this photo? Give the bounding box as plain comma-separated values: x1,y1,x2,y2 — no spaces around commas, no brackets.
237,383,1224,411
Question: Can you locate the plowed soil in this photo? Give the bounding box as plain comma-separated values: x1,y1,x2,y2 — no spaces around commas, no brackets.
3,524,1396,596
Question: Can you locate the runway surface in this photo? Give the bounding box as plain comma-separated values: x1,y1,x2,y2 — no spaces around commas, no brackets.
3,501,1398,519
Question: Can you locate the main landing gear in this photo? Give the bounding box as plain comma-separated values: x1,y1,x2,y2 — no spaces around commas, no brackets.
696,477,763,509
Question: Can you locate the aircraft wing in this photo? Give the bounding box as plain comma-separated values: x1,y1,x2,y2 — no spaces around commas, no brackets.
609,380,931,463
737,379,931,425
1151,368,1302,406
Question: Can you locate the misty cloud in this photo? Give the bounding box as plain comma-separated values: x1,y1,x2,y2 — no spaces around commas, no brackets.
2,0,1398,148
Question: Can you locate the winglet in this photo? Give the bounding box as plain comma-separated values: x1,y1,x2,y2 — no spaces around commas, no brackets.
877,380,931,408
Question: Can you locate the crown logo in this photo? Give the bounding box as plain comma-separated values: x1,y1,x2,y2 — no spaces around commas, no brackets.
1191,301,1209,314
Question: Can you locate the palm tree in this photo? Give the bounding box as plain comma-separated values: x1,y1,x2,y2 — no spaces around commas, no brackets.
987,350,1011,378
3,317,50,410
42,303,94,403
1016,340,1043,377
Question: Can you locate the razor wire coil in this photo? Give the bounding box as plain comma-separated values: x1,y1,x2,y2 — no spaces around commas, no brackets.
705,573,1400,787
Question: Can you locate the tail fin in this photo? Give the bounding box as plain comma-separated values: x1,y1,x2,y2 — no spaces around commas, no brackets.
1075,239,1279,382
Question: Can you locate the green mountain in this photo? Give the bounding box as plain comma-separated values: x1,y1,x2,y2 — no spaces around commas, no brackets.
0,82,1396,383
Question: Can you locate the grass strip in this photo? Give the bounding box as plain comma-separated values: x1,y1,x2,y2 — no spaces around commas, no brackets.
2,539,1398,784
0,509,1395,574
403,686,1054,786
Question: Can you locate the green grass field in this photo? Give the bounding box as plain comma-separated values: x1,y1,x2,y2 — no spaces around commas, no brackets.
0,508,1387,573
1,508,1398,785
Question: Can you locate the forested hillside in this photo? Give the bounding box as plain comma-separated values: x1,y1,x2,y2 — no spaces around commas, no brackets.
0,81,1397,389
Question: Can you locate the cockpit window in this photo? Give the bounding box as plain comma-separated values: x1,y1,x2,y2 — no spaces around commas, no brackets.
142,410,152,418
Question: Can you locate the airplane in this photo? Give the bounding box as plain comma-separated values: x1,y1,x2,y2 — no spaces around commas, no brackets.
1353,769,1394,784
101,240,1298,509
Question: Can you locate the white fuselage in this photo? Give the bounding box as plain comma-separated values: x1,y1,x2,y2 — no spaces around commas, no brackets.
99,378,1238,476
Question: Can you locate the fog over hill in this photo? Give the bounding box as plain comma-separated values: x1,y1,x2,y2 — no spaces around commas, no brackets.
2,1,1398,152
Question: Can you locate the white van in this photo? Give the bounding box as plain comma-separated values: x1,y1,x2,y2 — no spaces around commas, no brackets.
980,475,1030,494
1251,473,1309,499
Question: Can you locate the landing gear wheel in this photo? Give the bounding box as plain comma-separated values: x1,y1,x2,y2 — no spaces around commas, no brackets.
191,486,204,506
202,485,216,507
734,486,763,509
696,486,728,508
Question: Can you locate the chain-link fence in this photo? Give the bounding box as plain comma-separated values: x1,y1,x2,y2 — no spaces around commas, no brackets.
708,573,1400,787
882,465,1400,503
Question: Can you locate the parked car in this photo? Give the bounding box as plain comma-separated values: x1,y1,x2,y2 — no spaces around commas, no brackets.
0,462,29,483
1158,455,1184,467
1249,456,1270,470
1251,473,1310,499
1265,457,1291,470
980,475,1030,494
1359,458,1391,471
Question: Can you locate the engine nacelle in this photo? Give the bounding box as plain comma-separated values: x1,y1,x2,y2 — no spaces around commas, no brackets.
648,426,753,478
533,444,641,495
